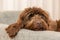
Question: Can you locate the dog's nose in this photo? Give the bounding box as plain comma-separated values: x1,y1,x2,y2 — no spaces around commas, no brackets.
36,22,40,25
36,21,41,25
36,22,45,30
34,21,42,28
36,22,42,27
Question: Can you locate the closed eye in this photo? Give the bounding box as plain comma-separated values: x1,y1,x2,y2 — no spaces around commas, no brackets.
40,14,46,19
28,13,34,19
24,13,34,21
40,14,47,23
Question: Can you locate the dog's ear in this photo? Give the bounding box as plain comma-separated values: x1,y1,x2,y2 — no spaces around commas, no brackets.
56,20,60,31
19,7,32,19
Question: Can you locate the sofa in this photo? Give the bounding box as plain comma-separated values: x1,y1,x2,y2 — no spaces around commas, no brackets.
0,11,60,40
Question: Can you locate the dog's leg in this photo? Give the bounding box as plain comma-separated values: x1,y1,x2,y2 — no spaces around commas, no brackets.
5,23,23,38
48,20,57,31
5,17,23,38
56,20,60,31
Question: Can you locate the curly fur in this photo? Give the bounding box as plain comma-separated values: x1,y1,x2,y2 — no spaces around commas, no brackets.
5,7,60,38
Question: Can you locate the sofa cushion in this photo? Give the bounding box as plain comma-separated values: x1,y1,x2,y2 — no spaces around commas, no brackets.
0,24,60,40
0,11,20,24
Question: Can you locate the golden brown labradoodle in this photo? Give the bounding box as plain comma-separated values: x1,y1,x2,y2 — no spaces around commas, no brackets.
5,7,60,38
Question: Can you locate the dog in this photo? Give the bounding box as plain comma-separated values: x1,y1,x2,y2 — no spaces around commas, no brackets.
5,7,60,38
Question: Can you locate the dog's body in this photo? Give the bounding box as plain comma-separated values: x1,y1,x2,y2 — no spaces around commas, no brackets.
6,7,60,38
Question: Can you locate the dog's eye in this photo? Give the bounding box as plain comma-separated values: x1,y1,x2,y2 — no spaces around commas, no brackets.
40,14,47,23
28,13,34,19
40,14,46,19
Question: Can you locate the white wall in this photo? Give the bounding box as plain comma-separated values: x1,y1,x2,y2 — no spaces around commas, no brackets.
0,0,27,11
0,0,60,20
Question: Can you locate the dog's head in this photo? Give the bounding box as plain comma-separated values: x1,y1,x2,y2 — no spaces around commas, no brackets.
18,7,49,31
6,7,57,38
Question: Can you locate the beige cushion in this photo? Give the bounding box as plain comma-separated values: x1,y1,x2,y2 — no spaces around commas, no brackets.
0,24,60,40
0,11,20,24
